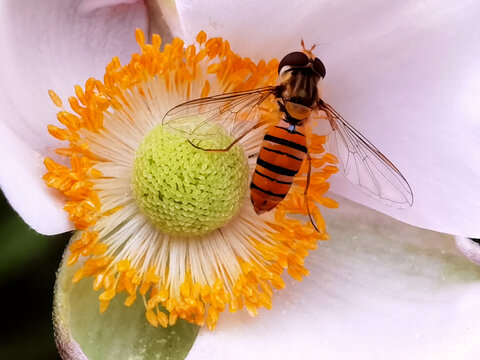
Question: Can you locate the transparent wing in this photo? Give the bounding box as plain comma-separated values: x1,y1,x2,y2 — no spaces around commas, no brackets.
162,86,277,143
320,102,414,207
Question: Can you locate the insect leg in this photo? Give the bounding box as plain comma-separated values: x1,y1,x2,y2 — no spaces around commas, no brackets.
188,120,270,152
304,151,321,233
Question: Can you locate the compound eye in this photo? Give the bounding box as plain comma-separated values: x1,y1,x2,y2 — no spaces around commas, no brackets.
313,57,326,78
278,52,309,73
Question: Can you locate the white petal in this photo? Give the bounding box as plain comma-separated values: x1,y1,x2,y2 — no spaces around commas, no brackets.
0,0,147,234
174,0,480,237
187,197,480,360
455,237,480,266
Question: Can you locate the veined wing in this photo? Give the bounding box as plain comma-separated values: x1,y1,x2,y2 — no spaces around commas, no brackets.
319,101,414,207
162,86,277,143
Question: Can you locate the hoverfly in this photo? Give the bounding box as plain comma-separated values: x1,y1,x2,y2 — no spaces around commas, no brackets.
163,41,413,230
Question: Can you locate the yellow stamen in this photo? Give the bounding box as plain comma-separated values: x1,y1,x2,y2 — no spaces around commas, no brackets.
48,89,63,108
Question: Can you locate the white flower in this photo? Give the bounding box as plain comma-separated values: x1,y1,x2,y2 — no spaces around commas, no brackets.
1,0,479,359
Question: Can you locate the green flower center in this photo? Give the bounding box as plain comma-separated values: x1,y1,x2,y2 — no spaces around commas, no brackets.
132,123,249,237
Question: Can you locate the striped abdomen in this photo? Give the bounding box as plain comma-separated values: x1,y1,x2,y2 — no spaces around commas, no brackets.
250,120,307,214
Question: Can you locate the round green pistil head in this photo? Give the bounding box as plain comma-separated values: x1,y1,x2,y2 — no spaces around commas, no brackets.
132,123,249,237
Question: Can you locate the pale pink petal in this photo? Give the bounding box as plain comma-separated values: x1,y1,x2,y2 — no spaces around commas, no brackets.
77,0,140,14
173,0,480,237
187,197,480,359
145,0,184,39
0,121,71,235
0,0,147,234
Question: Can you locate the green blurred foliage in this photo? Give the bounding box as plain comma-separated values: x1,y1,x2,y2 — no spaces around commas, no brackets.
0,190,69,360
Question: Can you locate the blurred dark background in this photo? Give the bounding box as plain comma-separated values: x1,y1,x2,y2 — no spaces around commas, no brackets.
0,190,68,360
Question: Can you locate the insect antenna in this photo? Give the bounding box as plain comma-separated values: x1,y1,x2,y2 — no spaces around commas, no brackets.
300,39,317,58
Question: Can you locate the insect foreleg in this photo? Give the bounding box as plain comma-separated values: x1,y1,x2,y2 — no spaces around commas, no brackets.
187,136,244,153
187,120,270,152
304,151,321,233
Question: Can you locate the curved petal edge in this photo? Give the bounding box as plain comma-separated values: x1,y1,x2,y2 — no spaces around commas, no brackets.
0,122,72,235
455,236,480,265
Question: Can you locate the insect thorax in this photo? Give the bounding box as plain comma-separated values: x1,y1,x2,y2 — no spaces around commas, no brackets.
279,68,320,109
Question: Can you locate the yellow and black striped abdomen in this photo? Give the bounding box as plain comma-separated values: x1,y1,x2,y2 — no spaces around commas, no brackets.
251,120,307,214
